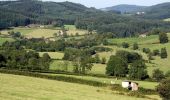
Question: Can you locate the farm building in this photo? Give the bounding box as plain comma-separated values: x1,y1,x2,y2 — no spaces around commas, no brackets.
122,81,139,91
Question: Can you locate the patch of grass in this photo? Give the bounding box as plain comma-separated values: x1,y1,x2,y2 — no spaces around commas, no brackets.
108,35,158,45
12,28,35,35
0,37,14,45
25,28,57,38
50,60,74,71
39,52,64,60
65,25,88,36
0,73,149,100
43,73,158,90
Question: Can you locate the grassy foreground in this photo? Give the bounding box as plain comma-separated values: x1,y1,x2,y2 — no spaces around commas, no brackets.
0,73,151,100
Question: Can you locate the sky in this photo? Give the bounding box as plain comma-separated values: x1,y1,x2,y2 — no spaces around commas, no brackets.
42,0,170,8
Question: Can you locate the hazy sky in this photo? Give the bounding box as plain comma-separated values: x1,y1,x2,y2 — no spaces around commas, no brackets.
42,0,170,8
0,0,170,8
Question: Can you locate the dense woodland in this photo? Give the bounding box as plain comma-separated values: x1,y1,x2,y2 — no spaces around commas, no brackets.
1,0,170,38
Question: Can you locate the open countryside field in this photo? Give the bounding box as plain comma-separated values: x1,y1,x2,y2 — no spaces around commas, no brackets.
39,52,64,60
0,73,153,100
108,34,170,75
42,73,158,90
0,37,14,45
45,33,170,76
50,60,106,75
0,25,88,39
64,25,88,35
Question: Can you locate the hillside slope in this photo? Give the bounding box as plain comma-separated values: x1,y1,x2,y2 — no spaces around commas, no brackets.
101,4,147,13
0,73,149,100
143,2,170,19
0,0,101,29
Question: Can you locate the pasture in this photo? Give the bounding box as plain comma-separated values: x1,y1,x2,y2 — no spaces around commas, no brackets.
0,73,152,100
39,52,64,60
43,73,158,90
108,34,170,75
64,25,88,35
0,37,14,45
0,25,88,39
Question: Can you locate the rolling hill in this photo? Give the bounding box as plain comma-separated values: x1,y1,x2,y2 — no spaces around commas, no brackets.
0,0,102,29
143,2,170,19
101,4,147,13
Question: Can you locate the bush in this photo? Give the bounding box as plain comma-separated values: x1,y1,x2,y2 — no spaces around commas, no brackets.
165,71,170,77
157,78,170,100
152,69,165,81
153,49,160,56
143,48,151,54
160,48,168,59
122,42,129,48
133,43,139,50
159,33,169,44
129,60,148,80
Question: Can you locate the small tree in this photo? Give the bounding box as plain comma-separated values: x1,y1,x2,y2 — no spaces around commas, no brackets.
143,48,151,54
165,71,170,77
129,60,148,80
159,33,169,44
160,48,168,59
133,43,139,50
42,53,51,62
148,52,154,61
94,54,101,63
122,42,129,48
101,57,106,64
106,55,128,77
153,49,160,56
157,78,170,100
152,69,165,81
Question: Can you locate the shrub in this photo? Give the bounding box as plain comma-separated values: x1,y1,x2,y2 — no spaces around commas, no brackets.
143,48,151,54
153,49,160,56
160,48,168,59
159,33,169,44
122,42,129,48
152,69,165,81
133,43,139,50
157,78,170,100
165,71,170,77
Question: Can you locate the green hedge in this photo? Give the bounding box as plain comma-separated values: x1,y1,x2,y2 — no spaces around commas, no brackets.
0,69,107,87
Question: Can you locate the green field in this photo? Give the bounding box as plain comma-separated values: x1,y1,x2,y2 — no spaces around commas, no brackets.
108,35,159,46
64,25,88,35
0,73,154,100
108,34,170,75
39,52,64,60
0,37,14,45
0,25,88,39
43,73,158,90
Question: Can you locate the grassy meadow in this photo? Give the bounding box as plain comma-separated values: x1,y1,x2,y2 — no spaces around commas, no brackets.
43,73,158,90
0,37,14,45
0,73,154,100
39,52,64,60
108,34,170,75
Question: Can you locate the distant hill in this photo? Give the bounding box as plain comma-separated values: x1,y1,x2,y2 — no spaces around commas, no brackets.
101,4,147,13
143,2,170,19
0,0,101,29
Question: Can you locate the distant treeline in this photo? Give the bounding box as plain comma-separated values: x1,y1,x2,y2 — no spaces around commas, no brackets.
1,0,170,37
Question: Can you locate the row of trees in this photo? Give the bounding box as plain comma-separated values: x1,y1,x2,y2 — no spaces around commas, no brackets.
0,47,51,71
